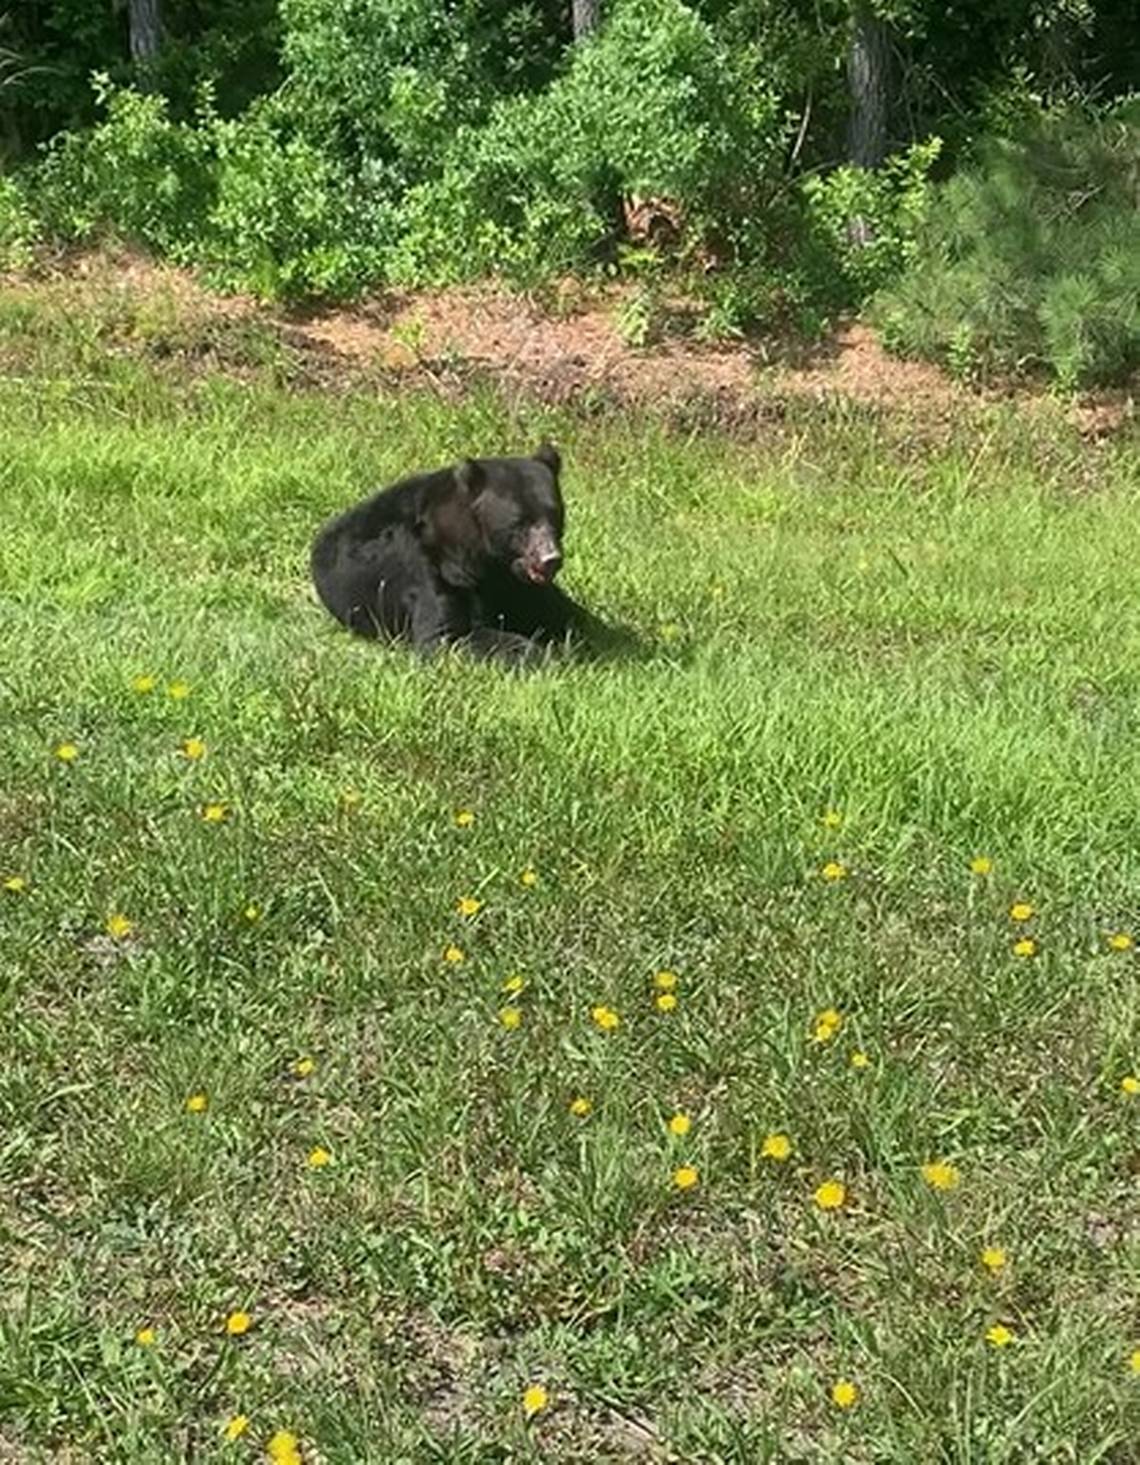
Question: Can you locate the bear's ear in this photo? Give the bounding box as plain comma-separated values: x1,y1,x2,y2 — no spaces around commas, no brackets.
455,458,484,498
534,442,561,475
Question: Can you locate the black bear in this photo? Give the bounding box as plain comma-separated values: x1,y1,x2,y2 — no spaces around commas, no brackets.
310,443,619,664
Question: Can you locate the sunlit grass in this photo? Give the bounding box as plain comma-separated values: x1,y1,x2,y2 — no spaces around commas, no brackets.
1,287,1138,1461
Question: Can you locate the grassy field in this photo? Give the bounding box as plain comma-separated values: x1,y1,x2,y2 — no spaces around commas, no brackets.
1,281,1139,1463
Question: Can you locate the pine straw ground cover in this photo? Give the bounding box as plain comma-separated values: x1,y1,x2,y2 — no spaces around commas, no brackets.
0,302,1138,1461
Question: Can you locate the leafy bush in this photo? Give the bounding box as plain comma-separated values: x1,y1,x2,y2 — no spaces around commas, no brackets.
0,174,40,269
29,81,386,301
200,101,388,301
279,0,566,178
799,138,943,301
676,137,942,342
33,77,212,256
874,101,1140,387
390,0,787,285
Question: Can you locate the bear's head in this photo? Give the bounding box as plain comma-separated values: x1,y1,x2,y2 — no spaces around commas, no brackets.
460,443,565,586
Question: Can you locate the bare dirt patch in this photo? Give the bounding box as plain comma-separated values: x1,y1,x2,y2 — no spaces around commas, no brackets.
3,251,1134,439
300,289,934,413
286,280,1135,439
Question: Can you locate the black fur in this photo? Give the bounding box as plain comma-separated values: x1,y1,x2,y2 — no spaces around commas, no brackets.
310,444,622,664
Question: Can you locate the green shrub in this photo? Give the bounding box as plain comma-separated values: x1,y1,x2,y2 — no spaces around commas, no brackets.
874,101,1140,387
799,138,943,301
33,77,212,256
200,101,388,301
681,138,941,342
389,0,787,285
29,81,387,302
0,173,40,269
279,0,566,177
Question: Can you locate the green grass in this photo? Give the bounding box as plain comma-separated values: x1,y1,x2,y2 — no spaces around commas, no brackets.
1,289,1139,1463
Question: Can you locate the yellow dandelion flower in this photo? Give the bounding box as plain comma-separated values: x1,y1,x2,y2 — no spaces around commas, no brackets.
822,809,844,830
180,737,206,761
969,855,993,875
454,809,475,828
501,973,525,994
1108,932,1134,952
656,992,678,1013
812,1007,843,1043
201,801,230,823
821,860,848,882
54,741,79,763
106,911,133,940
1009,901,1034,922
131,674,157,694
673,1164,699,1190
223,1414,250,1441
850,1049,871,1070
519,867,538,887
654,970,678,991
1012,937,1037,958
243,902,263,923
3,875,28,894
498,1006,522,1030
1121,1075,1139,1096
1130,1349,1140,1376
831,1378,859,1409
813,1179,846,1211
569,1096,592,1118
522,1383,549,1418
981,1246,1007,1274
590,1004,620,1032
185,1091,209,1114
443,944,465,965
668,1112,692,1137
266,1431,302,1465
307,1146,332,1168
167,680,191,701
225,1310,252,1337
135,1326,157,1347
921,1160,961,1192
456,895,482,918
294,1056,316,1078
986,1323,1015,1348
760,1132,792,1161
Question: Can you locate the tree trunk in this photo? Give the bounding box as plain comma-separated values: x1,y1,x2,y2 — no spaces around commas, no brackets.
128,0,161,65
572,0,600,42
846,1,890,169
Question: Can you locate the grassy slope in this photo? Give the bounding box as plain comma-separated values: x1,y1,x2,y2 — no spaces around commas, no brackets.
1,295,1139,1462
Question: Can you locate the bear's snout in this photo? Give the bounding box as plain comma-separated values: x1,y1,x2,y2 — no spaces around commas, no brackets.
518,524,563,584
